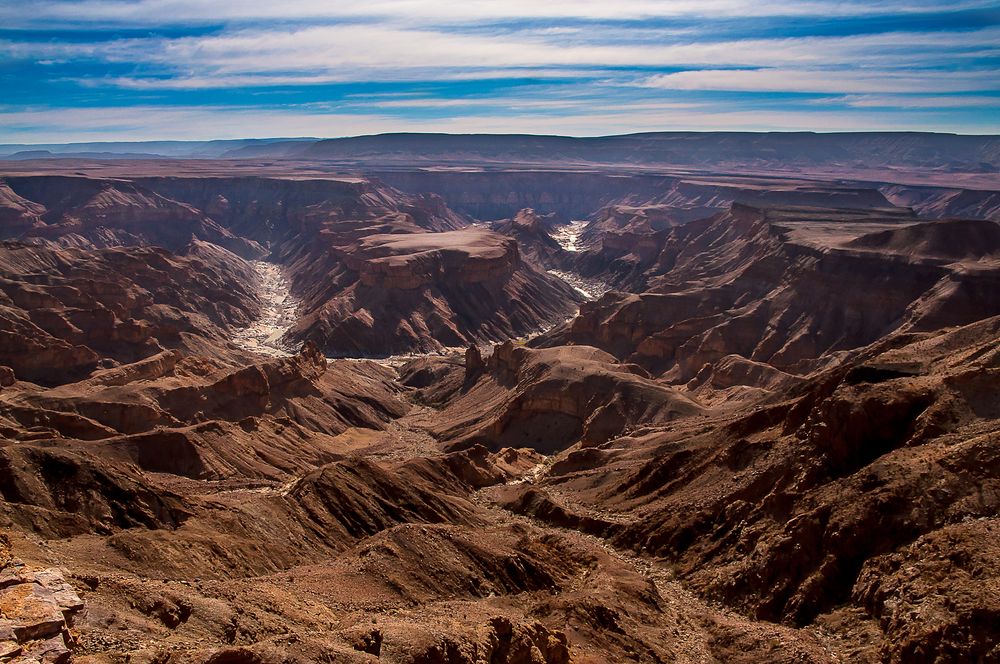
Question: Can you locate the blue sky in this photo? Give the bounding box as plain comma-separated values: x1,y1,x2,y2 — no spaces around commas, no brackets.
1,0,998,142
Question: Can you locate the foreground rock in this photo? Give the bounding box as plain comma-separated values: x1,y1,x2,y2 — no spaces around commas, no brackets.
0,536,83,663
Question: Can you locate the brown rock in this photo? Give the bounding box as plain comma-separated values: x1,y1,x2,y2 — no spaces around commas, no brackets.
539,205,1000,383
18,634,71,663
32,569,84,615
1,153,998,664
293,228,580,356
0,620,15,642
0,176,263,258
0,533,11,570
0,640,20,660
436,344,702,453
465,344,484,379
0,584,65,642
490,208,566,269
0,240,261,386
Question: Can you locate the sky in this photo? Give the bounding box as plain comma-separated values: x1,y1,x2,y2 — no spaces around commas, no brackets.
1,0,999,143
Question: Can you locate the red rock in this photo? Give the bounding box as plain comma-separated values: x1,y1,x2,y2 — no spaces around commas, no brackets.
0,640,20,659
0,584,65,642
433,344,702,453
291,228,580,356
0,159,996,663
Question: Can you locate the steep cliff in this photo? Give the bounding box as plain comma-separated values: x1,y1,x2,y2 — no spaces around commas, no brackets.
289,228,581,356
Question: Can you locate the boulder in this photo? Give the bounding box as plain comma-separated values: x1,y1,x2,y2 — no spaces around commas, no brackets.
0,567,82,662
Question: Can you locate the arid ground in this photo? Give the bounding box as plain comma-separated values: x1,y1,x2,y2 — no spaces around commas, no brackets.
0,132,999,663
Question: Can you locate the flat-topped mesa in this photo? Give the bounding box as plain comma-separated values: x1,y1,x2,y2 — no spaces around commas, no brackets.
344,229,520,290
290,226,579,356
844,217,1000,261
598,229,664,263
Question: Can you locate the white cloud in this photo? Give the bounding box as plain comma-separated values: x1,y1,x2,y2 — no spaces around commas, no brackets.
4,0,995,28
362,98,703,112
643,68,1000,94
836,94,1000,107
5,24,998,90
2,1,996,139
2,102,996,143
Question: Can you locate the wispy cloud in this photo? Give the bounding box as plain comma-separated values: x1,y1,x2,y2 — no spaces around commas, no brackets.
1,1,997,140
836,94,1000,107
5,0,998,28
13,24,1000,65
1,103,988,143
642,68,1000,94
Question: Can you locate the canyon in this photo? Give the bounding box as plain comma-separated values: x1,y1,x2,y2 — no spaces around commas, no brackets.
0,132,998,663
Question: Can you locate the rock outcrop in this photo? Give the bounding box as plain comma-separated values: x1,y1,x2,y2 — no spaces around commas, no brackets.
489,208,567,269
0,343,409,491
345,229,520,290
0,547,84,663
431,343,702,452
542,316,1000,661
289,228,581,356
0,176,263,258
882,183,1000,221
